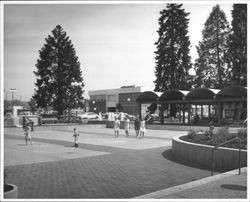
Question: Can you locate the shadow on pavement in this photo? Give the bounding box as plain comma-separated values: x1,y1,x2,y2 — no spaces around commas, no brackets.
17,144,27,146
221,184,247,191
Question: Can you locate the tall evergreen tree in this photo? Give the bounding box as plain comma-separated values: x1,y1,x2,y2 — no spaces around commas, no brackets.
194,5,230,89
154,4,192,92
33,25,84,115
228,4,247,86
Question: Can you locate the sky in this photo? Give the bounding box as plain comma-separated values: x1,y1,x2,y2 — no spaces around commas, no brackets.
2,1,234,101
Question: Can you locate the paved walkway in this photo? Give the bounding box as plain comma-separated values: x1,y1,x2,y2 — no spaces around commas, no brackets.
3,125,247,200
136,167,247,199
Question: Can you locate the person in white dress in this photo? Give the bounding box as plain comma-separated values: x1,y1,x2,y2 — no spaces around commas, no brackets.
139,118,146,139
124,116,130,137
114,117,120,138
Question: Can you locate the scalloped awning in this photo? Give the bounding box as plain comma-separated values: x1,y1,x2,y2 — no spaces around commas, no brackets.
216,85,247,98
136,91,160,103
186,88,217,99
159,89,189,101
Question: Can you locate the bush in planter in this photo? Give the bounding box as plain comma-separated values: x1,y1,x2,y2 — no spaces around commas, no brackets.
237,128,247,149
204,124,215,139
238,127,247,137
209,127,229,146
187,129,197,139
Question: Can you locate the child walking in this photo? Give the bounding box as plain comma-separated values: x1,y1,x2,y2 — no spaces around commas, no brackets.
72,128,80,147
24,124,32,145
124,116,130,137
114,117,120,138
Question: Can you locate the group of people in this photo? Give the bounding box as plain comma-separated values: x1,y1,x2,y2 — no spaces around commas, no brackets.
22,115,146,148
114,115,146,138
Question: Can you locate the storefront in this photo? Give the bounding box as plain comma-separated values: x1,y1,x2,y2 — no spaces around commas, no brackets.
136,85,247,126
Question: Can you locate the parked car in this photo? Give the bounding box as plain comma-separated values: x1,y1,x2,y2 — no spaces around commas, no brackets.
60,115,78,123
77,112,99,119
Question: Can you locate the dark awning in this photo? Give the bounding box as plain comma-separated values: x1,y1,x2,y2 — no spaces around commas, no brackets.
136,91,160,103
216,85,247,98
159,90,189,101
186,88,219,100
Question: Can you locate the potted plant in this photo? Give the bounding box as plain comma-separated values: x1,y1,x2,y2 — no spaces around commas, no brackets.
4,169,18,198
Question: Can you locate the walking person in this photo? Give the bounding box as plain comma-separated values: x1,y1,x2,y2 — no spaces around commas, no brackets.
124,116,130,137
23,116,32,145
134,115,140,138
139,118,146,139
114,117,120,138
24,125,32,145
72,128,80,147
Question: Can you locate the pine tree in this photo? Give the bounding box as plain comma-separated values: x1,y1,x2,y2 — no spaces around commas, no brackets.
228,4,247,86
33,25,84,115
154,4,192,92
194,5,230,89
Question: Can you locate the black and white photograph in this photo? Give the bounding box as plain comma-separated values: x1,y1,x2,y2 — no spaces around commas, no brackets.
1,0,248,201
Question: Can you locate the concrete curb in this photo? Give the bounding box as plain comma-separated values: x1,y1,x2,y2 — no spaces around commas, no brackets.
134,167,247,199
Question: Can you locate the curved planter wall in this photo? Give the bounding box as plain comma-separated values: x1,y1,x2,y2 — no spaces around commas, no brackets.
4,184,18,198
172,135,247,172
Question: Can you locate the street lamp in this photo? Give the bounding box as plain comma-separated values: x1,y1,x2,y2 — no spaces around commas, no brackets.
92,100,96,112
127,97,134,115
9,88,17,111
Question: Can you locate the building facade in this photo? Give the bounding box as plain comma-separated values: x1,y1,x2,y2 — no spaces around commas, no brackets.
88,86,148,115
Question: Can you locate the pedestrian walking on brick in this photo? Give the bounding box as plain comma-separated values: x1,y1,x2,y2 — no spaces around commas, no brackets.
139,118,146,139
72,128,80,147
114,117,120,138
124,116,130,137
23,116,32,145
134,115,140,138
24,124,32,145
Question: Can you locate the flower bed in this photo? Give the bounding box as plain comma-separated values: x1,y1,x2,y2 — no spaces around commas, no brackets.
180,127,247,150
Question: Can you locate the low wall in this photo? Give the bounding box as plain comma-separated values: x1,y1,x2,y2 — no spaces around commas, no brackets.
172,135,247,172
4,116,41,127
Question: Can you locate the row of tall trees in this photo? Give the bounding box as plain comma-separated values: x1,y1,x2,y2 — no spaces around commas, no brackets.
154,4,247,92
33,4,246,115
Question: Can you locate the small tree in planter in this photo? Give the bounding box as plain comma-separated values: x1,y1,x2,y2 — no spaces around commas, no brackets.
4,169,18,198
209,126,229,146
187,129,197,139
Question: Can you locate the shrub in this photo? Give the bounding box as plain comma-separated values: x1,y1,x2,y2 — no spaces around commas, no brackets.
209,127,229,146
205,125,215,139
238,127,247,137
187,129,197,139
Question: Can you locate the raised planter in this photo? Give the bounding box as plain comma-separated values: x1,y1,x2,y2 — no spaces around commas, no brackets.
172,135,247,172
4,184,18,198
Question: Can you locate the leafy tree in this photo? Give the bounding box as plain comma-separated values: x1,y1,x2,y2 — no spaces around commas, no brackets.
33,25,84,115
194,5,230,89
228,4,247,86
28,98,37,113
154,4,192,92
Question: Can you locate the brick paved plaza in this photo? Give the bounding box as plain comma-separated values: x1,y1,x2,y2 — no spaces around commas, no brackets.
4,125,214,199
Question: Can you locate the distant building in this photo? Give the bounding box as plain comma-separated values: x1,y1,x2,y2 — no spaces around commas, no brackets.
88,86,150,115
